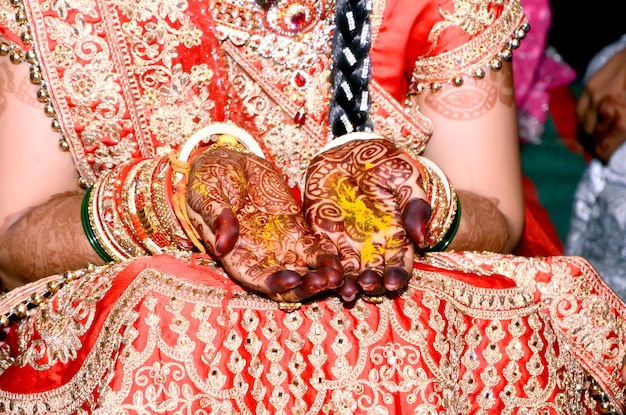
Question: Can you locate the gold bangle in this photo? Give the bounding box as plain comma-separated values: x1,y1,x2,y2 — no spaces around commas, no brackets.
150,156,195,252
414,156,458,251
176,123,265,181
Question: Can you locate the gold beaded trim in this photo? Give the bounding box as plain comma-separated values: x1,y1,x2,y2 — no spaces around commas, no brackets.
0,264,95,328
407,16,530,96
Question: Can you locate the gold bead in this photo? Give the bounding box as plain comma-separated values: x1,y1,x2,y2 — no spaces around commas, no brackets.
474,68,486,78
490,59,502,71
24,50,37,64
589,384,602,398
78,177,88,189
9,50,23,64
15,10,27,24
52,118,62,132
47,279,60,294
58,138,70,152
0,43,10,56
499,48,512,61
29,70,43,85
30,292,45,305
14,303,28,318
509,38,521,49
431,82,442,92
0,315,9,327
20,32,32,45
44,102,56,117
63,271,77,282
452,77,463,87
520,22,530,33
599,401,615,414
36,86,49,102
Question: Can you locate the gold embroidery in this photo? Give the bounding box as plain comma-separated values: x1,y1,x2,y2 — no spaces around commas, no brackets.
424,251,626,411
0,253,617,413
3,0,519,190
409,0,526,92
430,0,502,43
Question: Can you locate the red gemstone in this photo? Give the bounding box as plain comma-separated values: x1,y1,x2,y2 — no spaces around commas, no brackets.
291,11,306,27
294,110,306,125
294,72,306,87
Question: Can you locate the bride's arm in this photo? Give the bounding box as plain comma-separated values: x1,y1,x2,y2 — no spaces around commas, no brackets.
417,61,525,253
0,59,103,289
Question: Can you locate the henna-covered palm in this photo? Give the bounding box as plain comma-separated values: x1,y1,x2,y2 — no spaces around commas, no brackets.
186,148,343,303
304,138,431,301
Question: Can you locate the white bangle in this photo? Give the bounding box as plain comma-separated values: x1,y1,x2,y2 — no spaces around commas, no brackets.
178,123,265,163
317,132,382,155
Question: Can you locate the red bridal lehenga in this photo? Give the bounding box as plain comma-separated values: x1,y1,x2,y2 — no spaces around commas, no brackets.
0,0,625,412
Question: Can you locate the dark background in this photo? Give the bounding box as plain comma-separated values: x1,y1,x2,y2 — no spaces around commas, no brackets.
548,0,626,77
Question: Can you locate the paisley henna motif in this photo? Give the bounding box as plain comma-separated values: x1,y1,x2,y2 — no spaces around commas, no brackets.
186,148,341,302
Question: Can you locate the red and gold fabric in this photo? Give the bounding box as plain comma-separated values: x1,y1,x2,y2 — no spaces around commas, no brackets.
0,253,623,413
1,0,625,412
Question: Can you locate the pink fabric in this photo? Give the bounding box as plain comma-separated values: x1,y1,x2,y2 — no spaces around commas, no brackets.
514,0,576,143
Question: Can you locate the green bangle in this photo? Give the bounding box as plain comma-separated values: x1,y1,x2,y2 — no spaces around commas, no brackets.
81,186,113,262
429,197,461,252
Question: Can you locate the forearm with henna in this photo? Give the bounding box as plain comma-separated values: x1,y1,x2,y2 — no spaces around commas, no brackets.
446,190,511,253
0,192,103,289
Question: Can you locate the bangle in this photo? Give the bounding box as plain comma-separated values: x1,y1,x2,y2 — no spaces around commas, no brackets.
176,123,265,180
85,156,201,262
81,186,113,262
93,162,148,260
410,155,458,251
428,196,461,252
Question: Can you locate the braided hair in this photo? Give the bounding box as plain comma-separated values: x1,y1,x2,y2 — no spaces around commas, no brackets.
328,0,374,138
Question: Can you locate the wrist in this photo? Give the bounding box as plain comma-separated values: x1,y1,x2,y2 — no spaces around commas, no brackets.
81,155,201,262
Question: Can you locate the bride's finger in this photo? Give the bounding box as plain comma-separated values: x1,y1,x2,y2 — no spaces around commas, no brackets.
265,269,328,303
211,208,239,257
382,267,410,292
357,269,385,295
265,269,303,294
337,274,360,302
401,198,431,250
186,150,247,255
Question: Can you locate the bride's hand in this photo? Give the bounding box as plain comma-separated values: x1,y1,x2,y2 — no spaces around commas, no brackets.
304,138,430,301
185,147,343,303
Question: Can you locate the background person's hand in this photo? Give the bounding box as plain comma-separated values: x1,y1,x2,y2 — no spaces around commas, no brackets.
185,147,343,303
576,48,626,163
304,137,431,301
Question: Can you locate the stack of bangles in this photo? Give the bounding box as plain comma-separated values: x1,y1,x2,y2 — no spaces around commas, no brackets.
81,124,460,263
80,123,265,262
416,155,461,252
